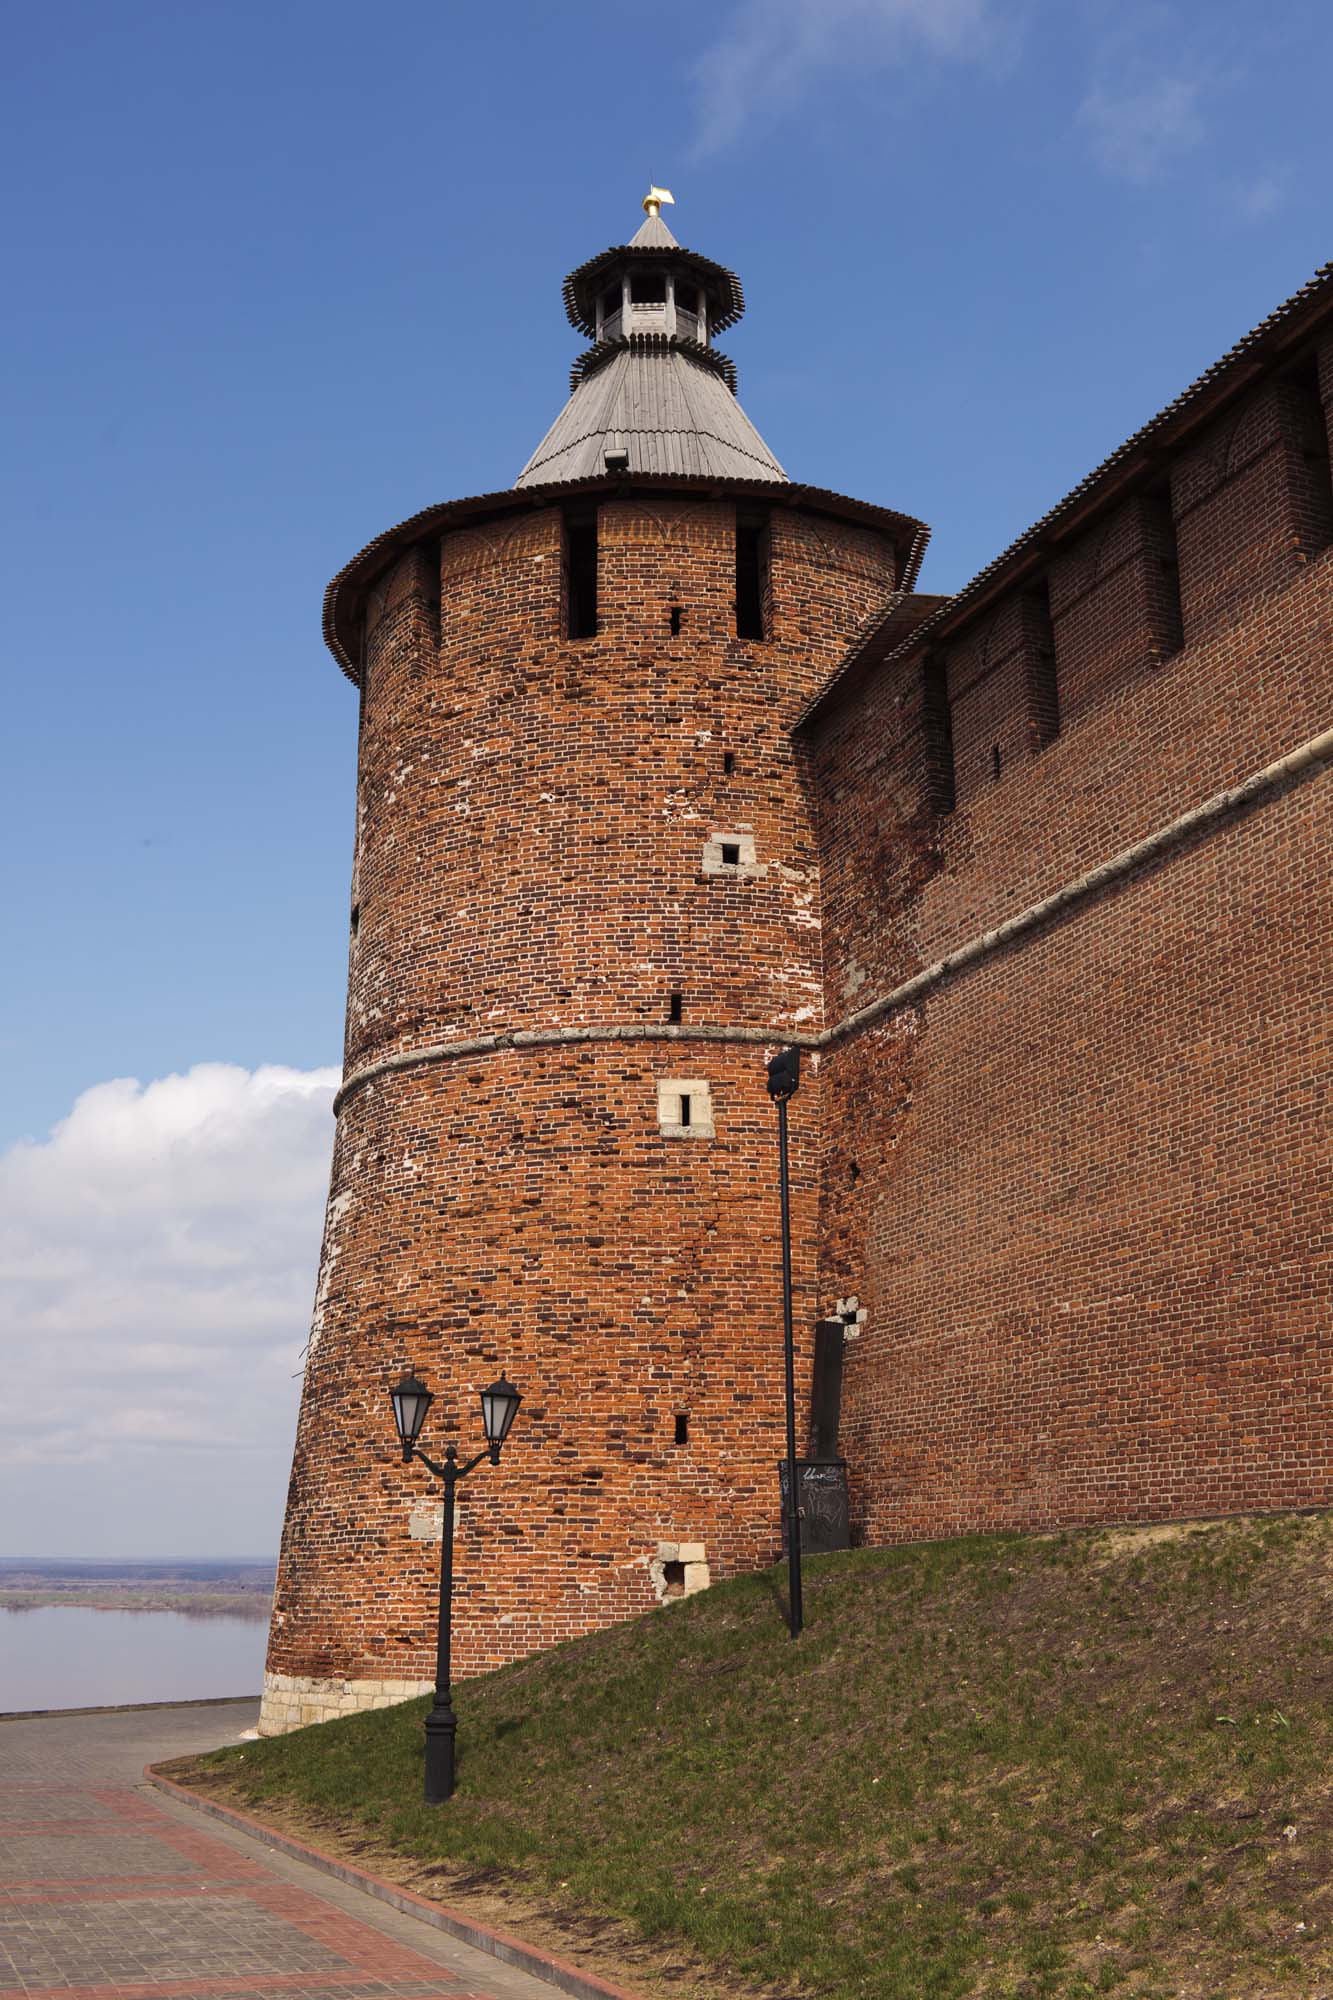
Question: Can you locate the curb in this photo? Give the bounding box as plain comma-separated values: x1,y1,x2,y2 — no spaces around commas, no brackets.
1,1695,259,1723
145,1767,645,2000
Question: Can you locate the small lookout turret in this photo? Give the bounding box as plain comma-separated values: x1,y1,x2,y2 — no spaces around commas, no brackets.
515,190,786,487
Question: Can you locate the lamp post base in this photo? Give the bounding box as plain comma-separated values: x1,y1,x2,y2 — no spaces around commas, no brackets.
423,1698,458,1804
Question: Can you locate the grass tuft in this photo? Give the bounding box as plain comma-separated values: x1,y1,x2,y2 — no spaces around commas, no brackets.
181,1513,1333,1998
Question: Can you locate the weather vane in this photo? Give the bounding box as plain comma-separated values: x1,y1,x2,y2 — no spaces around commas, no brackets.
643,185,675,218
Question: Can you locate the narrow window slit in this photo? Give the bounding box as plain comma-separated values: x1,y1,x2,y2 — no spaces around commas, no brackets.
735,509,769,639
668,992,683,1023
657,1077,712,1137
350,904,360,937
674,1413,690,1446
723,750,736,775
720,841,740,866
669,605,683,636
991,745,1002,781
563,509,598,640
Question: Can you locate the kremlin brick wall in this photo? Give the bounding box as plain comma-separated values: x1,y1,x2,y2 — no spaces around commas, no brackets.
263,260,1333,1737
801,336,1333,1547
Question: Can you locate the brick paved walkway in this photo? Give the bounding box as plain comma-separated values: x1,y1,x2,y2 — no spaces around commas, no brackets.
0,1704,564,2000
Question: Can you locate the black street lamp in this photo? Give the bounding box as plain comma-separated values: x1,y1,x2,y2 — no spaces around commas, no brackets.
390,1368,522,1804
766,1045,803,1639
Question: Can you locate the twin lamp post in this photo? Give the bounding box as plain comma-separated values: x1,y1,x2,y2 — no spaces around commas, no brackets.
388,1042,807,1803
389,1368,522,1804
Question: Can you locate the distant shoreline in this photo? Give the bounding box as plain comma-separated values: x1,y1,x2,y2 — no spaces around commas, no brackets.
0,1557,277,1571
1,1591,272,1621
0,1559,277,1623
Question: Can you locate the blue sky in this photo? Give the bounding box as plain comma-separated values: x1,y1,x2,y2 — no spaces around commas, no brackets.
2,0,1330,1555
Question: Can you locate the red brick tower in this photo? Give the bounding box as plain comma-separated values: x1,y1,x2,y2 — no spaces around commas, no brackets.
260,194,924,1733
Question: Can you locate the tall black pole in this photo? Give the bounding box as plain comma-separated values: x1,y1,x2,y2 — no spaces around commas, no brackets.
777,1092,803,1639
423,1448,459,1804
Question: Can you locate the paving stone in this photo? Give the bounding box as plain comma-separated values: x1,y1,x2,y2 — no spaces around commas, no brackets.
0,1705,589,2000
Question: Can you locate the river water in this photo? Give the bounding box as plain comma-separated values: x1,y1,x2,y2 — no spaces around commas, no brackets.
0,1606,267,1712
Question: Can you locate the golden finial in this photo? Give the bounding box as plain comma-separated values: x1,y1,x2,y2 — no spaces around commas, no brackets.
643,185,675,219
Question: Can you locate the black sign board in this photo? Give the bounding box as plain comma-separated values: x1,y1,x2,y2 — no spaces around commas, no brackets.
778,1458,850,1554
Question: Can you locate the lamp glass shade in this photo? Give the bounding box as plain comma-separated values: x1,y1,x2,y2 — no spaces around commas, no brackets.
390,1372,433,1452
766,1045,800,1102
480,1374,522,1448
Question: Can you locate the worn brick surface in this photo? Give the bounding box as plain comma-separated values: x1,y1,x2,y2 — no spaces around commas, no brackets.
267,498,901,1708
266,276,1333,1724
804,347,1333,1546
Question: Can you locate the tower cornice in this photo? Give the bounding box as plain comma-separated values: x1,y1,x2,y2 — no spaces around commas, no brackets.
322,475,930,682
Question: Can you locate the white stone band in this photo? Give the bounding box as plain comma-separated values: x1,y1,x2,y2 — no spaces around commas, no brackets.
257,1669,431,1736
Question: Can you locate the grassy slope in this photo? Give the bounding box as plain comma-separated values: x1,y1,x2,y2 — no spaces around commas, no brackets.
190,1515,1333,1999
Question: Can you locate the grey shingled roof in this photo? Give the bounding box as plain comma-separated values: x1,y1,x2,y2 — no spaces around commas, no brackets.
629,210,678,249
515,340,786,487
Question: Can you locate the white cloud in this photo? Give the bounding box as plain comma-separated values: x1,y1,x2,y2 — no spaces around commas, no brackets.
1072,1,1241,186
691,0,1005,155
1234,171,1284,221
0,1063,337,1554
1078,70,1205,182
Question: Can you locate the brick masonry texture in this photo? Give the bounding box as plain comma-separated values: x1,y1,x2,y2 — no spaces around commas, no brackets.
265,296,1333,1732
803,333,1333,1549
265,500,899,1718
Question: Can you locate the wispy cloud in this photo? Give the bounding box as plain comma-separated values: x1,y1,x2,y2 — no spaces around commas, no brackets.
0,1062,337,1554
1078,70,1205,182
691,0,1006,156
1072,2,1241,186
1233,171,1285,222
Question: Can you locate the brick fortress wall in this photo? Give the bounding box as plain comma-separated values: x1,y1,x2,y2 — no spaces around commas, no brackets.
800,338,1333,1546
262,495,901,1733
